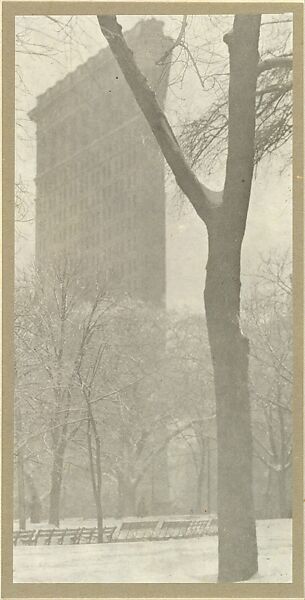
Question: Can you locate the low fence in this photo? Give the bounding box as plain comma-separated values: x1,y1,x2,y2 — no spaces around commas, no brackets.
13,516,218,546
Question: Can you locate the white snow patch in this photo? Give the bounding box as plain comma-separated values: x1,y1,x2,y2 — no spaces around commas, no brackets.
13,518,292,583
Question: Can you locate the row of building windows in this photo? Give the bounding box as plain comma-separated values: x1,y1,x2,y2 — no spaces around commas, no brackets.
37,96,143,170
37,113,154,181
36,234,144,282
36,181,144,223
36,220,141,254
37,151,149,197
36,196,142,237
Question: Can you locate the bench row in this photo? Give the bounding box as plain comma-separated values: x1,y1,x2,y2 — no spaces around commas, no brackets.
14,517,218,546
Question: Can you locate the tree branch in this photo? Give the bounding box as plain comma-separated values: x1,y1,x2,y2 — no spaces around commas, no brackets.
256,80,292,97
97,15,217,224
257,55,292,75
157,16,187,65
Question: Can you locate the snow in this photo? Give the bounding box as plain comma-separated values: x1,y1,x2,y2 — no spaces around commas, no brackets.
13,518,292,583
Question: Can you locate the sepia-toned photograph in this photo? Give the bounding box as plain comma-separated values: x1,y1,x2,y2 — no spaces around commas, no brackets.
6,5,301,589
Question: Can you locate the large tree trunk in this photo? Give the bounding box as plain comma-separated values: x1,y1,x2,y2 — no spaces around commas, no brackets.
204,16,261,582
49,443,65,527
205,230,257,581
97,13,261,582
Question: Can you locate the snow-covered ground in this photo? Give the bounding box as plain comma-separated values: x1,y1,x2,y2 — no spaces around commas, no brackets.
13,518,292,583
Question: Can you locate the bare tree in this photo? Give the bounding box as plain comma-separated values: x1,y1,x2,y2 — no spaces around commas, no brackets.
72,289,115,542
245,253,292,518
16,265,186,531
96,13,289,581
179,15,292,173
14,260,114,527
164,314,215,513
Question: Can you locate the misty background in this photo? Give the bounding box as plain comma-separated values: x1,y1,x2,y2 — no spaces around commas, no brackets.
15,14,292,312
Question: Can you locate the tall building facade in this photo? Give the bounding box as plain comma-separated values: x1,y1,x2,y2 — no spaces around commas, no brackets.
30,19,172,304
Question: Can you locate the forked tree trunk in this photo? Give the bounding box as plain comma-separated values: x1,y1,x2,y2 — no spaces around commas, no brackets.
98,13,261,582
204,16,260,581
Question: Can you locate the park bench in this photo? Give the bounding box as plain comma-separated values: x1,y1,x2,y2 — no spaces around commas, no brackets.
103,526,117,542
156,519,192,540
184,519,207,538
78,527,97,544
77,526,116,544
13,529,37,546
61,528,82,544
33,528,67,545
204,517,218,535
12,518,217,547
116,520,159,542
186,517,217,537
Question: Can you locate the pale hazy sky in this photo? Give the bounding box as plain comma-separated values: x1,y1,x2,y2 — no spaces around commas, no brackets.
15,14,292,312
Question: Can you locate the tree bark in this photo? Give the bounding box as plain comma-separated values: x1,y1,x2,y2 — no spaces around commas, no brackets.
86,409,104,542
49,442,65,527
26,472,42,524
95,435,104,542
49,396,71,527
277,469,288,517
205,228,257,581
196,445,205,513
204,16,260,581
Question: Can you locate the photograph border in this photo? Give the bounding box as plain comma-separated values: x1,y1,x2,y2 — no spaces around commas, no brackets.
2,1,304,597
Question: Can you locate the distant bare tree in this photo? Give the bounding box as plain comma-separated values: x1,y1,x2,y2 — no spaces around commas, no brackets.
14,260,113,527
165,314,215,512
245,253,292,517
